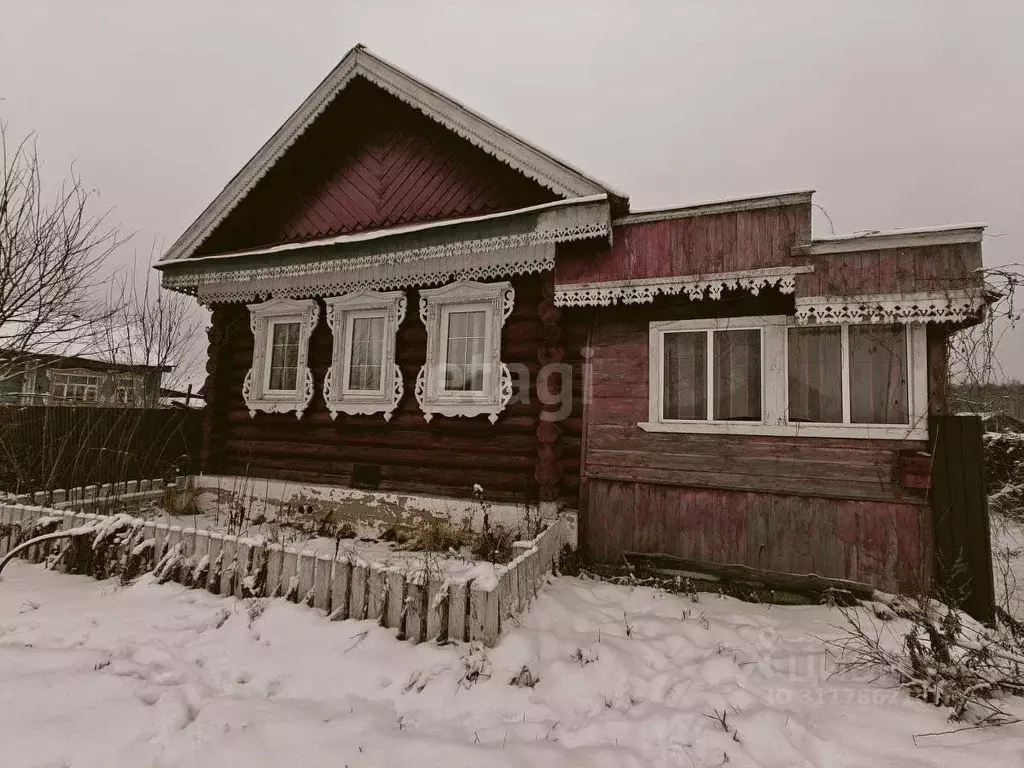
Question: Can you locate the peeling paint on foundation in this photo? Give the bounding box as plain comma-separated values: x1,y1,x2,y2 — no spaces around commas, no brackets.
190,474,563,536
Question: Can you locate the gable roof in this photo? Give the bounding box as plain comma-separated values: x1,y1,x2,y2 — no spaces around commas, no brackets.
161,44,625,263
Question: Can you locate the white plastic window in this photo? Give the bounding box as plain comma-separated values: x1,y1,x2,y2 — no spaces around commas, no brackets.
643,316,927,440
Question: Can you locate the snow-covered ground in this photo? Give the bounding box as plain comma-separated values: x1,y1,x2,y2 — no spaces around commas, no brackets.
992,513,1024,618
2,564,1023,767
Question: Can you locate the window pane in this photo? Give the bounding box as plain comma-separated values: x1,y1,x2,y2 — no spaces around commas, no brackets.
662,332,707,420
445,310,487,392
269,321,300,390
849,325,909,424
713,329,761,421
347,316,385,391
788,326,842,423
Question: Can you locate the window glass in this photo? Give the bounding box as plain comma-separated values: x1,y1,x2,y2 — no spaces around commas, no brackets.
268,321,301,390
662,331,707,420
444,310,487,392
788,326,843,423
50,373,100,402
347,316,386,391
713,329,761,421
849,325,908,424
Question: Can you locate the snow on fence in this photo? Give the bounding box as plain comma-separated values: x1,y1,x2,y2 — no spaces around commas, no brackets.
0,477,180,510
0,502,568,647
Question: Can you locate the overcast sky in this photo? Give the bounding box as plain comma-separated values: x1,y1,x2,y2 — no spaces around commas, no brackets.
2,1,1022,380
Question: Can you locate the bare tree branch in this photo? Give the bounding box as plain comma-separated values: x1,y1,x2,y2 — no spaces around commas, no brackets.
0,118,130,383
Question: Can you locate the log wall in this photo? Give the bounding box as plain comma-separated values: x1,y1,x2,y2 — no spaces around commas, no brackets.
204,274,568,506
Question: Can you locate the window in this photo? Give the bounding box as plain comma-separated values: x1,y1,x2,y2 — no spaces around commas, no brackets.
662,327,762,422
49,371,101,404
267,321,301,391
243,298,319,419
323,291,406,421
644,316,927,439
416,280,514,423
443,310,487,392
112,374,146,407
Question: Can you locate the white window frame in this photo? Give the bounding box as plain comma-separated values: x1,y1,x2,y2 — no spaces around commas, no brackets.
641,316,928,440
113,373,146,407
48,369,102,404
243,297,319,419
415,280,514,424
323,290,406,421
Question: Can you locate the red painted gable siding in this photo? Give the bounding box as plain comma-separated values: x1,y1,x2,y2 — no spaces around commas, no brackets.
195,77,557,256
555,202,812,285
794,242,983,297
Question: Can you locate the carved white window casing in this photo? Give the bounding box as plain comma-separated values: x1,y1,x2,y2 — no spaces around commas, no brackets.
243,297,319,419
415,280,514,424
323,290,406,421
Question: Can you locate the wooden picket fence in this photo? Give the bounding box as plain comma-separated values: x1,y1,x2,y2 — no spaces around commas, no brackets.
2,477,175,510
0,502,568,647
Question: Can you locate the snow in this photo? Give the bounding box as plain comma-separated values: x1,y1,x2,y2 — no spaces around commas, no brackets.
170,193,609,264
992,513,1024,618
808,222,987,242
125,502,500,582
3,564,1023,767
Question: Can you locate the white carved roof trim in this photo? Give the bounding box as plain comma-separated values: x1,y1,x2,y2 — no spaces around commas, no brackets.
553,266,814,307
792,224,985,255
160,45,621,264
614,190,813,225
187,243,555,304
794,290,986,325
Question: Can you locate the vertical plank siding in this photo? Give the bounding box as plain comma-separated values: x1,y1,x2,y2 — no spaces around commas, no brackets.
582,480,933,594
930,415,995,621
555,202,811,285
571,296,937,594
794,242,983,297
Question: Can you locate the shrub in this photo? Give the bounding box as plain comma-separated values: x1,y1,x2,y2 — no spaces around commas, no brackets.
830,575,1024,725
470,523,514,564
407,515,474,554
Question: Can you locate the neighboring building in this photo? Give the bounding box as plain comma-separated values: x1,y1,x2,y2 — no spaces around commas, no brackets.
0,351,168,407
156,45,987,594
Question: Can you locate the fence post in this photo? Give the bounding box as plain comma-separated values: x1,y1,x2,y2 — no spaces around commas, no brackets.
930,414,995,623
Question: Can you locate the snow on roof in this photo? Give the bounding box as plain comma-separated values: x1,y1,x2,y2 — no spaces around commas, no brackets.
809,222,987,243
155,194,609,267
615,189,814,225
794,223,986,255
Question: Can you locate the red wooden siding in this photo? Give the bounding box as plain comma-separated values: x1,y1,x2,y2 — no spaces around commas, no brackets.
569,292,936,592
581,480,933,594
202,274,579,506
555,202,811,285
195,78,557,257
794,241,983,297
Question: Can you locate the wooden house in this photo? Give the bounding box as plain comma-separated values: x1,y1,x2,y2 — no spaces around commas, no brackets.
157,45,986,594
0,350,168,408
